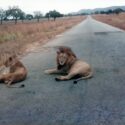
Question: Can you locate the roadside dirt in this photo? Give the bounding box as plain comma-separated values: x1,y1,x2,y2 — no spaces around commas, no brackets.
93,13,125,30
0,16,86,58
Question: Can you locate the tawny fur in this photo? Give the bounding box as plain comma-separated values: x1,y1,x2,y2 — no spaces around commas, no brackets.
0,56,27,87
45,46,93,83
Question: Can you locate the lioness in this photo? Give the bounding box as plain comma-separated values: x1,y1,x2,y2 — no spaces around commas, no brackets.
0,55,27,88
45,46,93,83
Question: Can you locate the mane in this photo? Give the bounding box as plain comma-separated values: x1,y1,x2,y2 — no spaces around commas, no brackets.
57,46,77,70
58,46,77,58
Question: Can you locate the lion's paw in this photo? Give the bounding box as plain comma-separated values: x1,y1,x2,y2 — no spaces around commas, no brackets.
55,77,61,81
44,70,50,74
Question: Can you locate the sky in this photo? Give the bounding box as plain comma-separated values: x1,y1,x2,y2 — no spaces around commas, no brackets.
0,0,125,14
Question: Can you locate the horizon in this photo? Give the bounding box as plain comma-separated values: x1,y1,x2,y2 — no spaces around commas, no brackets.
0,0,125,14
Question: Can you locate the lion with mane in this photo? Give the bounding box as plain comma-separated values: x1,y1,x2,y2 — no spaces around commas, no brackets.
45,46,93,83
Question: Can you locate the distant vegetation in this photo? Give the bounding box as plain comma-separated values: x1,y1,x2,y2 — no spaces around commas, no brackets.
94,8,124,15
69,6,125,16
0,6,64,24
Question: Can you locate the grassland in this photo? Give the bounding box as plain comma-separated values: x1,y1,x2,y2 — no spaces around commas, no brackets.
0,16,85,56
93,13,125,30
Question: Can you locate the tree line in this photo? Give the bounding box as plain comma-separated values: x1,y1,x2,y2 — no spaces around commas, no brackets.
80,8,125,15
0,6,64,24
94,8,124,15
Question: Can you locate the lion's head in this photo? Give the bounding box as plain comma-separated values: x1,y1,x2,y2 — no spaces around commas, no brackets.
56,46,77,70
4,55,17,67
0,54,16,74
0,49,17,67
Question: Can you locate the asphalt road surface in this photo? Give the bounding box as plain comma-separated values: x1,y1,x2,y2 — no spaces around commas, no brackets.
0,16,125,125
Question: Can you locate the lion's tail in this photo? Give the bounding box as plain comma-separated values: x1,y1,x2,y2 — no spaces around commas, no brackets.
73,71,93,84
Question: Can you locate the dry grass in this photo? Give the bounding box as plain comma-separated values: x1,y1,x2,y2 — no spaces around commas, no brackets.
93,13,125,30
0,16,86,56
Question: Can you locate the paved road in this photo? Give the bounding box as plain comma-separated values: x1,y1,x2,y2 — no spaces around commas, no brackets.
0,16,125,125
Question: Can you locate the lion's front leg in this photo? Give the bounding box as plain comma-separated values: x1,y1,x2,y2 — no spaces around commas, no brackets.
55,73,74,81
0,74,8,83
5,80,13,87
0,74,13,85
44,68,61,74
0,75,4,82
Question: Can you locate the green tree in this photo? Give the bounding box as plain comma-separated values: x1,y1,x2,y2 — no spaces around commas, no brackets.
49,10,63,21
6,6,24,24
45,12,50,21
107,9,113,14
26,14,33,20
113,8,124,14
0,8,5,24
20,11,25,23
94,11,100,14
100,11,105,14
